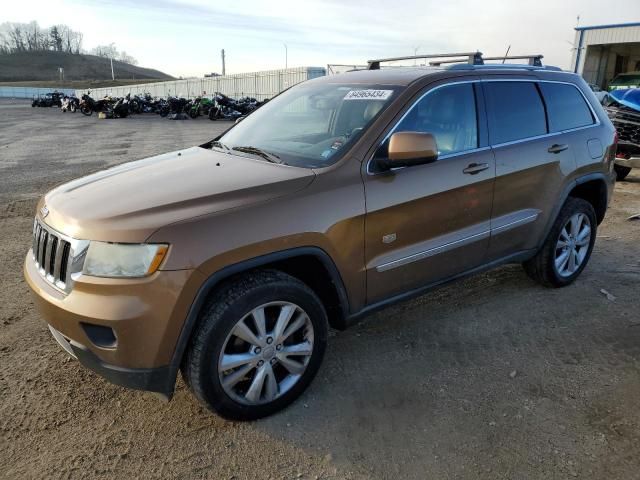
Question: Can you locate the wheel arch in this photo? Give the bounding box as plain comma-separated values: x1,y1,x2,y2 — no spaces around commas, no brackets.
568,176,609,225
536,172,611,254
169,247,350,377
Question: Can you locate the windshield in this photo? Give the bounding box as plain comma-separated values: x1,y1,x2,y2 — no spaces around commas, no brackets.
215,82,403,168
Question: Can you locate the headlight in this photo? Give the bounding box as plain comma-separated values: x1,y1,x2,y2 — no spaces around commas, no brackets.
82,242,168,278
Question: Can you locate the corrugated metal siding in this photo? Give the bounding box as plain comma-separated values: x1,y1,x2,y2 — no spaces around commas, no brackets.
78,67,326,100
573,25,640,74
0,86,76,99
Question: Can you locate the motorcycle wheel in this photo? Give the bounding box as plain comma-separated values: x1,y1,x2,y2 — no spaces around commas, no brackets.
81,107,93,116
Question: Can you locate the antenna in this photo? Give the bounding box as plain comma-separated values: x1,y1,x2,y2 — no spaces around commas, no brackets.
502,45,511,64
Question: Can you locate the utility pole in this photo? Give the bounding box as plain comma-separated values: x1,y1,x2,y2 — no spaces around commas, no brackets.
110,57,115,80
413,46,420,65
221,49,226,76
284,43,288,69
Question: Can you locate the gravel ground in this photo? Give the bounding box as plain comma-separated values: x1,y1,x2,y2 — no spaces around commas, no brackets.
1,99,639,480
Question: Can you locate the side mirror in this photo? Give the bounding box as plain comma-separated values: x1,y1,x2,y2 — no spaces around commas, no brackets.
383,132,438,169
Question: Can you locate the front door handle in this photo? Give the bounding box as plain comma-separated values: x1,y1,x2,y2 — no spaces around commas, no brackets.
463,162,489,175
548,144,569,154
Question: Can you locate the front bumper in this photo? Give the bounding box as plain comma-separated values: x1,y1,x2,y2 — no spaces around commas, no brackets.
24,251,204,397
48,324,176,398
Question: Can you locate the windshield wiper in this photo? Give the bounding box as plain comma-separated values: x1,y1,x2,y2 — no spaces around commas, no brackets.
211,140,230,151
231,146,283,164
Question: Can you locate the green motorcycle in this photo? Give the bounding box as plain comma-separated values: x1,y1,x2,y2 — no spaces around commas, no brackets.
188,96,214,118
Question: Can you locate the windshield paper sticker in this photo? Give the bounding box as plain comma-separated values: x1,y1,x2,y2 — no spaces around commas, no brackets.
344,89,393,101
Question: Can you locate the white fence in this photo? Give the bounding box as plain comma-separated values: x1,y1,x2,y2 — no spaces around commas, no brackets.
77,67,326,100
0,86,76,99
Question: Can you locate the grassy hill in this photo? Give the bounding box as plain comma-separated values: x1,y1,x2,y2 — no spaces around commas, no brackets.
0,51,174,83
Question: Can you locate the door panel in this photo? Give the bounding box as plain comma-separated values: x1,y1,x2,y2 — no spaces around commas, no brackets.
364,149,495,304
487,136,575,259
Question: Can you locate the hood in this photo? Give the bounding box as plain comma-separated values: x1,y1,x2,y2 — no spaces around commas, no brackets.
609,88,640,112
41,147,316,242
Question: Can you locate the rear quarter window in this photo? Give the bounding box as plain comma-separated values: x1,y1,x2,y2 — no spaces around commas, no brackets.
539,83,594,132
483,82,547,145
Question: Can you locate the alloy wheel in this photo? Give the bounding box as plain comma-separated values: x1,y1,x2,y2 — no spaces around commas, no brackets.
554,212,592,277
218,302,314,405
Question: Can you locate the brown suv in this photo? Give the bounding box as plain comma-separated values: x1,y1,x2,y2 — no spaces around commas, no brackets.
25,53,616,420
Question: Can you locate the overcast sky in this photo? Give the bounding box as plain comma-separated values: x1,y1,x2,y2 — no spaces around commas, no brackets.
5,0,640,77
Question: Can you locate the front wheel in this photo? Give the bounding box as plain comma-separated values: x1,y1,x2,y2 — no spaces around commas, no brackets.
182,270,328,420
80,106,92,116
523,197,597,288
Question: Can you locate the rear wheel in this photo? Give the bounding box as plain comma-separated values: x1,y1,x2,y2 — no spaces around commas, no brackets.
614,164,631,181
523,197,597,288
182,270,328,420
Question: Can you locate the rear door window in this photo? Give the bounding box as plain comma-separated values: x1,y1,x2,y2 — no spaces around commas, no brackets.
539,83,594,132
483,82,547,145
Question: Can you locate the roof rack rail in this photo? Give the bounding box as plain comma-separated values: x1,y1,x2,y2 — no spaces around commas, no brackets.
481,54,544,67
445,64,563,72
367,52,483,70
430,54,544,67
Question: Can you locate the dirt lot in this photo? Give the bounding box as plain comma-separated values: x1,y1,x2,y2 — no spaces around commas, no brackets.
1,99,639,480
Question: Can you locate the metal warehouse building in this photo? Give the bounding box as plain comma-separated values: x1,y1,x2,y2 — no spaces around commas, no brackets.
572,22,640,88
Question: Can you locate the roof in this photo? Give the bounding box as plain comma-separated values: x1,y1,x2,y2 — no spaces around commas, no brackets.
317,67,445,86
313,64,566,86
575,22,640,31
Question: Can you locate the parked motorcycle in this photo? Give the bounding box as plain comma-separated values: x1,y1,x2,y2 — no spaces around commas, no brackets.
103,95,130,118
60,95,79,113
208,92,268,120
80,93,110,116
186,96,213,118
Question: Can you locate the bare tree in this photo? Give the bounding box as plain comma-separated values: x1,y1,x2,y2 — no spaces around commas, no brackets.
73,31,83,53
49,26,62,51
118,50,138,65
9,24,26,51
0,21,114,61
91,43,118,58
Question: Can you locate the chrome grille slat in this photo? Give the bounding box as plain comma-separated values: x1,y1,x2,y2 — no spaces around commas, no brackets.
52,238,64,281
32,222,40,259
39,230,48,268
59,242,71,285
44,234,55,276
30,218,83,294
48,236,58,277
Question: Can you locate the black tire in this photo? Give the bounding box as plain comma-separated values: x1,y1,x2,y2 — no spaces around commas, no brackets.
80,107,92,116
523,197,597,288
614,164,631,181
182,269,328,420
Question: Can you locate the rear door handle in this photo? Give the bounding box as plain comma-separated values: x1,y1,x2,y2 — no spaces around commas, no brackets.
463,162,489,175
548,144,569,154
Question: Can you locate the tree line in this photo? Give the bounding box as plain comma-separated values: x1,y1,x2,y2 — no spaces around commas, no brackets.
0,21,138,65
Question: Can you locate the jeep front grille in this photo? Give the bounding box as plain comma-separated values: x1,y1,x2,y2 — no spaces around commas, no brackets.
607,105,640,148
32,218,86,293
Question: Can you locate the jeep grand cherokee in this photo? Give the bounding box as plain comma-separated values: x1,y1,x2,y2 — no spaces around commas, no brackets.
25,53,617,420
